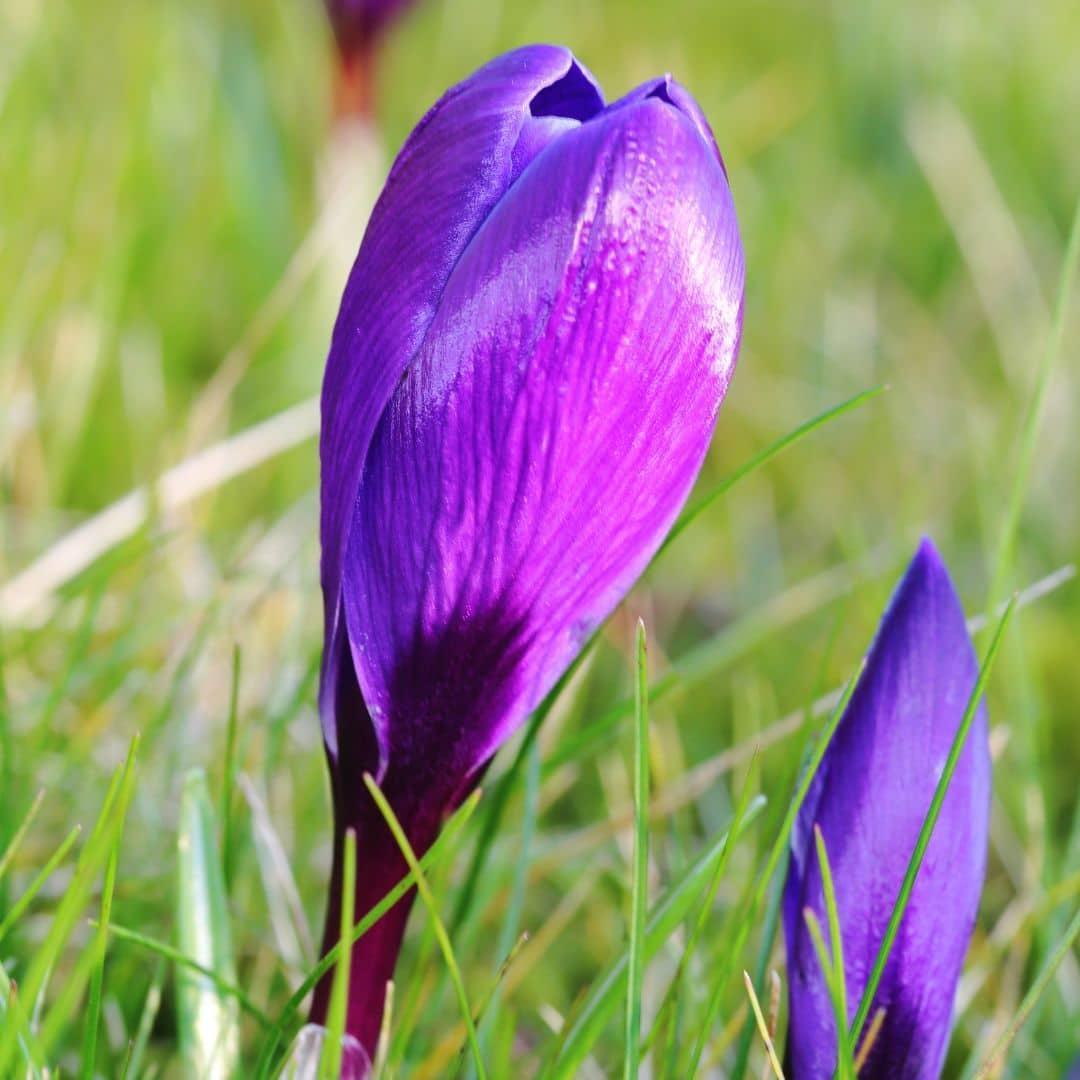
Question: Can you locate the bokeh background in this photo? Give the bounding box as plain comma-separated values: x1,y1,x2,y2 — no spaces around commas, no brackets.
2,0,1078,1075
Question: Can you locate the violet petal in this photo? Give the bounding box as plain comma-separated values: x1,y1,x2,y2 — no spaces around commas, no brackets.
783,538,991,1078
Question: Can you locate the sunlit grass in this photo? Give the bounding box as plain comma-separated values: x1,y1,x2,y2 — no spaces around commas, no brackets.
1,0,1078,1075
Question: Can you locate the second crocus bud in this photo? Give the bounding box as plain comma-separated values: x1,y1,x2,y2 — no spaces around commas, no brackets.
783,538,991,1077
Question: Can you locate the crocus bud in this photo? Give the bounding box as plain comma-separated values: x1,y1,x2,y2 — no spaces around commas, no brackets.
314,44,744,1051
783,538,991,1077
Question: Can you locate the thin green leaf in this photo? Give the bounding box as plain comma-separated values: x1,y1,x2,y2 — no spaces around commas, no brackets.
0,788,45,884
363,773,488,1080
802,908,850,1078
987,197,1080,611
80,841,119,1078
120,959,165,1080
319,827,356,1080
973,905,1080,1078
103,922,270,1027
176,767,239,1077
686,660,864,1074
650,757,759,1061
545,796,766,1080
813,826,853,1077
0,823,81,946
624,620,650,1080
0,735,140,1076
254,789,483,1079
222,643,242,889
658,385,887,556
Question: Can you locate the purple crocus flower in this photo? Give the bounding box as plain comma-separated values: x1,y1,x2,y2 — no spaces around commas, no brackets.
783,538,991,1077
312,44,744,1050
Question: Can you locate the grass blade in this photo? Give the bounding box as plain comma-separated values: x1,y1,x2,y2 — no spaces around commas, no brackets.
176,767,239,1078
813,826,853,1077
221,643,242,889
686,660,864,1074
0,735,140,1075
742,971,785,1079
658,385,887,557
624,620,649,1080
254,788,483,1078
79,841,119,1078
0,788,46,884
973,904,1080,1078
363,773,488,1080
545,796,766,1080
319,827,356,1080
987,197,1080,610
0,824,82,946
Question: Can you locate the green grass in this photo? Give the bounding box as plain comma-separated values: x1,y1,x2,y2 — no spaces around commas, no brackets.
2,0,1079,1075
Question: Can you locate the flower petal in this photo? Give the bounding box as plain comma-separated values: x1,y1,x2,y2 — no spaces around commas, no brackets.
320,45,604,753
783,538,991,1078
341,90,744,816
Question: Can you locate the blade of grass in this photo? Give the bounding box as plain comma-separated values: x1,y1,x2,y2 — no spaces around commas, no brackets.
363,773,488,1080
176,768,239,1077
686,660,864,1074
853,1008,885,1073
79,842,119,1078
802,909,851,1078
0,788,45,884
0,823,82,946
319,827,356,1080
972,904,1080,1078
658,385,887,557
254,788,483,1079
987,197,1080,611
451,650,591,933
0,957,44,1077
547,559,866,774
813,826,854,1077
102,922,270,1026
120,959,164,1080
649,758,759,1062
0,735,140,1075
477,736,542,1070
221,643,242,889
624,620,650,1080
545,796,767,1080
849,596,1016,1043
730,608,850,1080
742,972,785,1079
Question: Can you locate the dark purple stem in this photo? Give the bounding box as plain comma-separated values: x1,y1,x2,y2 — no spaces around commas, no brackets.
309,774,435,1055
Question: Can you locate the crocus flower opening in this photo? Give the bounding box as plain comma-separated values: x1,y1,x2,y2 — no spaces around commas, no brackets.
313,44,744,1051
783,538,992,1078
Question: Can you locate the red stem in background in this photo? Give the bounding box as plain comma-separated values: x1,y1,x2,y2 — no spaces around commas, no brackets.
333,42,378,123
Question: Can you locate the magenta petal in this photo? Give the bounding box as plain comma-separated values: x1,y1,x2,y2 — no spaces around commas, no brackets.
341,91,743,814
783,539,992,1078
319,45,603,755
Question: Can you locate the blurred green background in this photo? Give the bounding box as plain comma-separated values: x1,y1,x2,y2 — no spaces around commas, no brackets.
2,0,1078,1075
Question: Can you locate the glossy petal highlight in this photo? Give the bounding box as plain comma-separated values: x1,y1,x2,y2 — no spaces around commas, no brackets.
783,538,991,1078
319,45,603,755
342,92,742,815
